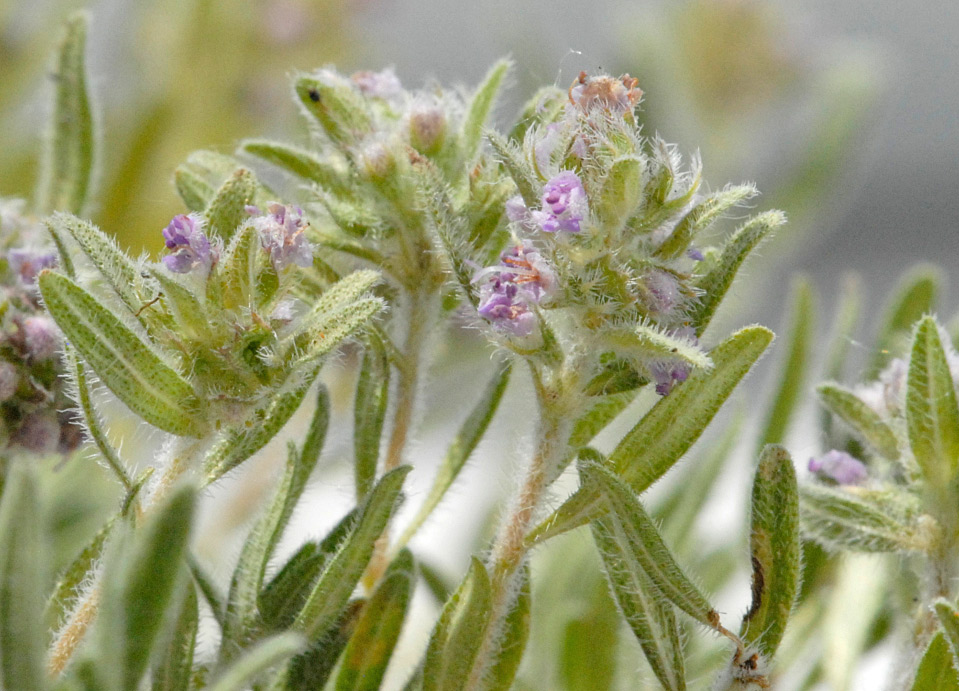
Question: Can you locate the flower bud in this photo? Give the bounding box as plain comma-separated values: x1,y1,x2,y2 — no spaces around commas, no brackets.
808,450,868,485
23,316,60,360
409,101,447,155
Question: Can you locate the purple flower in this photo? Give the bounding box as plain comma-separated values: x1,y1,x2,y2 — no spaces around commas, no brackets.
473,240,556,336
7,248,56,284
505,196,530,225
351,68,402,99
532,171,588,233
250,203,314,271
162,214,215,274
686,247,704,261
22,316,59,360
648,326,698,396
809,450,868,485
643,270,682,317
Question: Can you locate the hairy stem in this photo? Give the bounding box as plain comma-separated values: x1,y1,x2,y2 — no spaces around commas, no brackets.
45,436,206,677
364,287,437,588
465,375,572,690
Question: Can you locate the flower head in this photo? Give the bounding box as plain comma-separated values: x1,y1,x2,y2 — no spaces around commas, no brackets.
532,171,588,233
568,72,643,115
809,450,868,485
249,203,314,272
474,240,556,337
162,214,216,274
7,248,56,285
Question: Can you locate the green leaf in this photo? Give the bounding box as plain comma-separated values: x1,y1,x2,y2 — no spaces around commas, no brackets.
203,375,318,482
335,549,415,691
241,139,349,194
38,12,94,216
558,577,618,691
690,211,786,334
0,464,47,691
800,484,926,553
258,510,358,634
817,383,900,460
66,349,134,490
488,130,539,208
868,266,940,378
98,484,196,691
354,340,390,500
174,165,214,212
151,586,198,691
655,183,757,260
205,168,258,241
594,156,644,233
146,267,212,341
592,521,685,690
188,554,225,631
906,316,959,485
47,514,114,629
461,59,511,163
397,361,511,548
757,276,814,449
294,73,373,147
45,213,152,321
207,633,306,691
740,445,800,657
287,269,382,357
217,222,261,311
606,323,712,374
286,601,365,691
486,563,531,691
585,463,720,630
613,326,773,493
39,271,207,437
293,466,411,639
422,557,493,691
220,388,329,657
912,633,959,691
933,599,959,669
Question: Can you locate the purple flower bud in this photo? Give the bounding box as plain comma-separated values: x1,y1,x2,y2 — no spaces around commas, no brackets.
14,410,61,454
568,72,643,115
22,316,59,360
686,247,704,261
505,196,530,225
351,68,402,99
532,171,588,233
252,202,314,271
643,270,681,316
162,214,216,274
648,326,698,396
7,248,56,284
409,99,447,153
0,361,18,402
809,450,868,485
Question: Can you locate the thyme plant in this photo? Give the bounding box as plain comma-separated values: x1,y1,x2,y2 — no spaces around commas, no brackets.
2,11,957,691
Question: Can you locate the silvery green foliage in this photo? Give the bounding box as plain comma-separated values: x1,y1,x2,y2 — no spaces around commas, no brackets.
0,14,816,690
803,267,959,687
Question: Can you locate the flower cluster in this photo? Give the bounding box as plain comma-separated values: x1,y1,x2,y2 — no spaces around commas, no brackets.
474,239,557,336
162,214,216,274
248,202,314,272
0,199,80,454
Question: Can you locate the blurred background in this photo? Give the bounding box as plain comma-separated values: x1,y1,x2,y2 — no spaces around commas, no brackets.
3,0,957,688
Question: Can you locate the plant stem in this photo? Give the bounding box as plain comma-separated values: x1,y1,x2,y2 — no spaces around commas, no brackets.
45,436,206,677
364,287,436,588
464,374,572,690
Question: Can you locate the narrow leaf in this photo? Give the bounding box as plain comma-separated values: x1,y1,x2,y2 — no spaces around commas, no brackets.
690,211,786,334
354,340,390,499
0,464,47,691
800,485,926,553
422,557,493,691
488,130,539,208
174,165,214,212
868,266,940,377
655,183,757,260
592,522,686,690
206,168,258,241
487,563,531,691
47,515,114,628
906,316,959,485
207,633,306,691
335,549,415,691
586,463,719,629
151,586,198,691
912,633,959,691
241,139,348,193
188,554,225,631
817,383,900,460
595,156,644,232
293,466,411,638
397,361,511,547
757,276,814,449
461,59,511,163
39,271,206,437
38,12,94,215
740,445,801,657
933,599,959,668
606,323,712,373
294,73,373,147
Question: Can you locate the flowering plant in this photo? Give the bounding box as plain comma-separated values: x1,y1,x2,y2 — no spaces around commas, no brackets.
0,12,955,691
